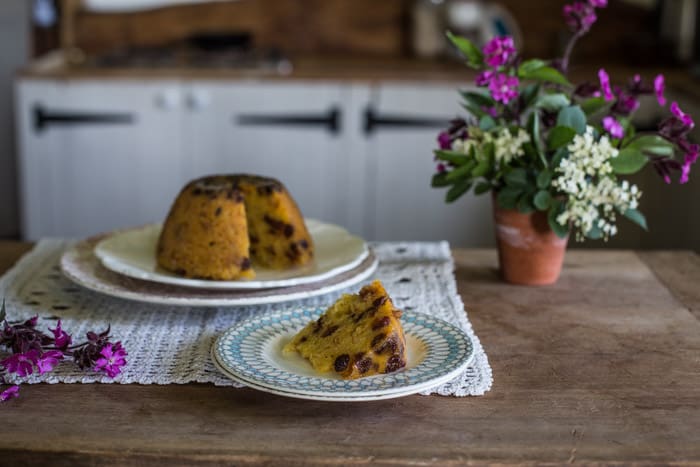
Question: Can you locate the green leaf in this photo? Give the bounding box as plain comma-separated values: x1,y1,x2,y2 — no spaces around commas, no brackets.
446,161,477,181
527,112,546,166
517,193,536,214
533,190,552,210
547,126,577,151
472,159,490,177
445,179,472,203
585,224,604,240
536,93,571,112
460,90,495,108
479,115,496,131
434,150,470,166
462,102,487,119
483,141,495,161
520,66,571,86
580,96,609,116
623,208,648,231
551,147,568,169
0,298,5,322
547,200,569,238
536,171,552,189
497,187,522,210
431,172,452,188
556,105,587,134
625,135,674,156
474,181,491,195
522,142,538,159
504,168,529,188
446,31,484,68
518,59,547,75
610,148,648,174
520,83,541,110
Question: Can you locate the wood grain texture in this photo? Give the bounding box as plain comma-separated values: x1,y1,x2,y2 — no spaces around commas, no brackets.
64,0,654,64
71,0,406,57
0,243,699,466
638,251,700,320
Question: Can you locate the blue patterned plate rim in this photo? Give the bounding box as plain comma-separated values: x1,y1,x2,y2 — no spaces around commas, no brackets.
210,347,433,402
213,308,474,397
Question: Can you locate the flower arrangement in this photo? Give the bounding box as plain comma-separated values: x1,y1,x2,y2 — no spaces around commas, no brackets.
432,0,697,242
0,299,127,403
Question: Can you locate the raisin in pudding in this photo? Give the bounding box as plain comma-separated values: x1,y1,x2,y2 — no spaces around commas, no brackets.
284,280,407,379
157,174,314,280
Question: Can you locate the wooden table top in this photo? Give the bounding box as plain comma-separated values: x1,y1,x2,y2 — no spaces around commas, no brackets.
0,241,699,466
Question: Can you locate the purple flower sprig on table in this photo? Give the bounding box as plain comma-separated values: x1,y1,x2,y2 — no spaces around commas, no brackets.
0,299,127,403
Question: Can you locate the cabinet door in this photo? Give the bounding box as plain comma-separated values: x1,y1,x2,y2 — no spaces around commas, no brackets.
16,80,186,239
183,82,355,230
363,83,494,247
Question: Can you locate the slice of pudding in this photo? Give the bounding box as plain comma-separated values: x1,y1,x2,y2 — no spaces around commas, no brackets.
284,280,407,379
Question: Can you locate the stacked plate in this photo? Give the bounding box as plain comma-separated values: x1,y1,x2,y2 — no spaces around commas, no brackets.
211,307,475,401
60,219,379,307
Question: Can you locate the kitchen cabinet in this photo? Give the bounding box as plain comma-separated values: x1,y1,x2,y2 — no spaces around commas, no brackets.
16,78,493,246
16,80,187,239
361,83,494,246
182,82,363,230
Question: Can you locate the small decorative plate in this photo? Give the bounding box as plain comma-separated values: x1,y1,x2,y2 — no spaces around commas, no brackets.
60,235,378,307
210,349,426,402
212,308,473,399
94,219,368,290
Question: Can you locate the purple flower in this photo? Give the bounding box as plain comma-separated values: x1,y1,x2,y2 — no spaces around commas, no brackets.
488,73,519,104
679,141,699,184
574,81,601,98
670,102,694,129
563,2,597,33
482,36,516,68
23,316,38,328
603,116,624,139
612,91,639,115
598,69,614,101
436,163,447,173
437,132,452,150
475,70,494,87
482,106,499,117
49,320,72,350
94,342,127,378
0,385,20,402
1,349,40,377
36,350,64,375
654,75,666,106
680,161,692,184
588,0,607,7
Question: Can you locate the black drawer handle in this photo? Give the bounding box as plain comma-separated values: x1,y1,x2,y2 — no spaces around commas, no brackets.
364,107,451,135
34,105,134,133
236,106,341,135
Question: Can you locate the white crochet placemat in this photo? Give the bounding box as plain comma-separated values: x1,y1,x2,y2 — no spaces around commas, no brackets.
0,240,492,396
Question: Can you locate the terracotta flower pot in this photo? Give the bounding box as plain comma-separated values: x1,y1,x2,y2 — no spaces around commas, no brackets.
493,196,568,286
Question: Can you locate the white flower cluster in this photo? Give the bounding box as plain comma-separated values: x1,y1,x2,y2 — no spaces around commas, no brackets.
486,128,531,165
452,127,530,166
552,127,642,240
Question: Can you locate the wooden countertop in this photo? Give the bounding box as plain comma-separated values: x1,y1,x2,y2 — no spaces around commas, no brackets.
1,242,699,465
18,52,696,87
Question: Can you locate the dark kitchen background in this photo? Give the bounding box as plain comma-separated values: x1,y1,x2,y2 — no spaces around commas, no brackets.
0,0,698,249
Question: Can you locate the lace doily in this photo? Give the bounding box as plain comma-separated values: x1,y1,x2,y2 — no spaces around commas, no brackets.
0,240,492,396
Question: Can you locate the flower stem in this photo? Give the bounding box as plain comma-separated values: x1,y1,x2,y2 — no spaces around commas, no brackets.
561,31,585,74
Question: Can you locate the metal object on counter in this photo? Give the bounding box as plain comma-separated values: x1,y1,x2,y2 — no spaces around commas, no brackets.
411,0,522,58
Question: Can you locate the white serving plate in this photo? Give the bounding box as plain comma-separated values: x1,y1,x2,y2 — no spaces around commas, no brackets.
94,219,368,290
212,308,473,400
60,235,378,307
